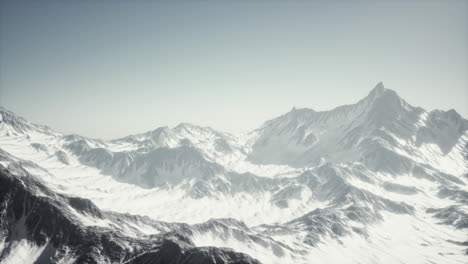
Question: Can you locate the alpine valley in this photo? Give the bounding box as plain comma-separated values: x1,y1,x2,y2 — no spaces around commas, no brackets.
0,83,467,264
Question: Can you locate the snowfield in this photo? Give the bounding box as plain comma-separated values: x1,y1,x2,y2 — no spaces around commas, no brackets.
0,83,467,263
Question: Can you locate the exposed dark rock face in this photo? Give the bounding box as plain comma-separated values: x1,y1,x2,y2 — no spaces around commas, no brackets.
1,83,467,263
0,167,261,264
130,233,260,264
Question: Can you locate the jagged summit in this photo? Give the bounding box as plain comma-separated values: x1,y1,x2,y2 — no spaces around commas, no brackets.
277,82,401,123
361,82,404,109
261,83,403,127
368,81,386,97
0,82,467,264
248,83,467,168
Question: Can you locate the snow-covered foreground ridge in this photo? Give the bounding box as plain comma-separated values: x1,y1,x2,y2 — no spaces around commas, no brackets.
0,82,467,264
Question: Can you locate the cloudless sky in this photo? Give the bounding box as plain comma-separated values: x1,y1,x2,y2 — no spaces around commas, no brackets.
1,0,467,139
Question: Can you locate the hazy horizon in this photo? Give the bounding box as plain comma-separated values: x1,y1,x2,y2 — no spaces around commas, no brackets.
1,0,467,139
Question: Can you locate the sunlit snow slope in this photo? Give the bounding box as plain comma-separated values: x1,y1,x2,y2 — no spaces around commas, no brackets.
0,82,467,264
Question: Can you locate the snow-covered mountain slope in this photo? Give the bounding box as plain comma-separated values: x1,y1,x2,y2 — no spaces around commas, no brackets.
0,161,262,264
248,82,468,175
0,82,467,263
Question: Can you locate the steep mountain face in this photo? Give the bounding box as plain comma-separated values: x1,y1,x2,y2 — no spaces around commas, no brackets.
0,163,261,264
248,83,468,171
0,108,58,137
0,83,467,264
67,144,225,189
248,83,467,221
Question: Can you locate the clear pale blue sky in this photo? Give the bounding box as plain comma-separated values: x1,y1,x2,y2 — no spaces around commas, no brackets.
1,0,467,139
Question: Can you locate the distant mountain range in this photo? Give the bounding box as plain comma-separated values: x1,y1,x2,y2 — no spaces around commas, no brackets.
0,82,467,263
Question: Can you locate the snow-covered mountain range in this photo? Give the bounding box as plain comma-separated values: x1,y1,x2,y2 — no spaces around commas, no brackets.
0,83,467,263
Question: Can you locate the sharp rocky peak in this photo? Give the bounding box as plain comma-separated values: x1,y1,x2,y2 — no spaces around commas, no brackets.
267,82,405,129
367,81,386,98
